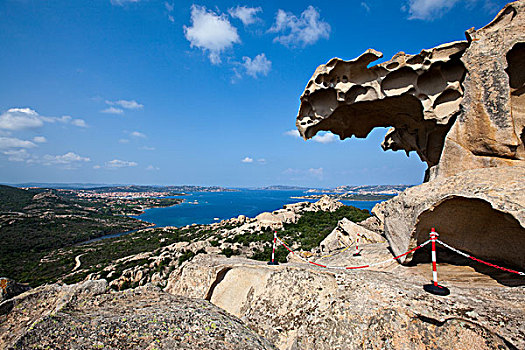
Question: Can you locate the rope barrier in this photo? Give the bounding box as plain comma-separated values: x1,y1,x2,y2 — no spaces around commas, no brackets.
276,236,431,270
436,239,525,276
268,227,525,297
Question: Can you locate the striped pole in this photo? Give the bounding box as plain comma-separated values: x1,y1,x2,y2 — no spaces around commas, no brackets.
267,231,279,265
430,228,438,286
423,228,450,296
353,233,361,256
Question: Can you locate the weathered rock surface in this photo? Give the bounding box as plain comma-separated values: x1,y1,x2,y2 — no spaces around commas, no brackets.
319,217,385,255
0,280,275,349
168,254,525,350
296,0,525,180
381,165,525,270
436,2,525,179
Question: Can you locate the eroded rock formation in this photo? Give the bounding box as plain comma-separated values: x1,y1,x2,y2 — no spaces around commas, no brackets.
382,165,525,270
296,1,525,273
297,1,525,180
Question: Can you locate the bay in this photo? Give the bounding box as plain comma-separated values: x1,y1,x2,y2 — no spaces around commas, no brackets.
133,189,383,227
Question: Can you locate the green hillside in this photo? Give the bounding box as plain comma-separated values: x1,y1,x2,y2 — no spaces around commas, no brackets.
0,185,148,284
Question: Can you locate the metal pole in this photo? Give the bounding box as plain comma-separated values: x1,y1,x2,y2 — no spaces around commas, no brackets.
268,231,279,265
431,228,438,286
423,227,450,296
353,233,361,256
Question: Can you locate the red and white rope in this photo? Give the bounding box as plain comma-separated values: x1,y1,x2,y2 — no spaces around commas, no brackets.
436,239,525,276
276,237,430,270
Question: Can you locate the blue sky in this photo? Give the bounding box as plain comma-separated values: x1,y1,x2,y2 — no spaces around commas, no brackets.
0,0,508,187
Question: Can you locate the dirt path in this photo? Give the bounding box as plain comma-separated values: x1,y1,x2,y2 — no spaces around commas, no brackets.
72,254,86,272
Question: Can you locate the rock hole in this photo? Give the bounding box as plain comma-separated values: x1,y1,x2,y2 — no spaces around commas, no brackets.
386,62,399,70
505,42,525,93
381,67,418,96
413,196,525,285
406,55,424,65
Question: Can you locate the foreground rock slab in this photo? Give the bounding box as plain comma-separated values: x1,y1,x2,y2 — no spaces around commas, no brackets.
168,254,525,350
0,280,275,350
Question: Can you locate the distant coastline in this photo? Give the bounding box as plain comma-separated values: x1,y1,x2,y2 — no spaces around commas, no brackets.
292,194,395,201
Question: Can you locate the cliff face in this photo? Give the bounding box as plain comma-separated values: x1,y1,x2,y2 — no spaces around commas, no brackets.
296,1,525,181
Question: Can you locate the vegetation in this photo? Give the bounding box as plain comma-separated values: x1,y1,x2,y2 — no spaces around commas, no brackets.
1,183,371,287
249,205,370,263
0,185,149,284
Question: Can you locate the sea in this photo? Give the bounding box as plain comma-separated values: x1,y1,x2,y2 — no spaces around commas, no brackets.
133,189,383,227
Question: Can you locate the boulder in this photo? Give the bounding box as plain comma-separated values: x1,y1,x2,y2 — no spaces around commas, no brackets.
296,0,525,181
311,195,344,212
319,217,384,255
0,280,275,350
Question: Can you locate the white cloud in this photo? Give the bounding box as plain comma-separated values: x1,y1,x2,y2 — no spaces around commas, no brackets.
105,159,138,168
146,165,160,171
2,149,30,162
71,119,87,127
241,156,253,163
404,0,459,20
242,53,271,78
0,108,88,130
103,99,143,115
111,0,140,6
93,159,138,169
0,108,44,130
308,167,324,179
101,107,124,115
108,99,144,110
33,136,47,143
119,138,130,144
168,15,175,23
268,6,330,47
0,137,37,150
141,146,155,151
130,131,147,138
283,167,324,180
361,2,371,12
228,6,262,25
165,2,174,12
183,5,241,64
312,132,337,143
40,152,90,166
284,129,301,138
257,158,266,164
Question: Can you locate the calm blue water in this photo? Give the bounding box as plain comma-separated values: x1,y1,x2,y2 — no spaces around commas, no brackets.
134,190,382,227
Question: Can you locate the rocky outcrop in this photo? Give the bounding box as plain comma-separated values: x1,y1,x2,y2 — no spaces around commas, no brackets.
296,1,525,181
381,165,525,270
318,217,384,255
0,280,275,349
168,254,525,350
237,196,342,230
295,1,525,276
